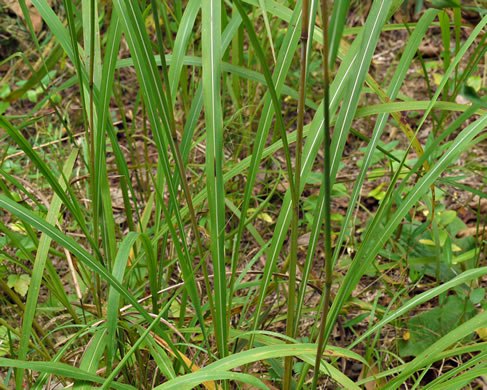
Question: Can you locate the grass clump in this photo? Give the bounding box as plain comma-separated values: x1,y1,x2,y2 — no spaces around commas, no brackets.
0,0,486,388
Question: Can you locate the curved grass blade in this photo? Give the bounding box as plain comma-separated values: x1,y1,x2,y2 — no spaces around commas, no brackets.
119,54,318,108
30,0,78,64
101,299,183,390
156,371,268,390
160,14,246,271
414,14,487,134
251,22,355,338
351,266,487,348
30,325,103,389
355,100,484,118
258,0,277,63
74,328,107,390
168,0,200,101
328,0,393,183
145,338,177,380
358,342,487,386
328,0,350,66
385,310,487,389
423,350,487,389
263,0,392,346
156,343,362,389
428,364,487,390
0,358,134,390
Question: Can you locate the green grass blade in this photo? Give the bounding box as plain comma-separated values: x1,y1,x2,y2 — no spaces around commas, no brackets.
328,0,350,66
119,54,317,108
423,351,487,389
168,0,200,101
201,0,227,358
156,371,268,390
94,9,123,266
101,303,179,390
358,343,487,386
74,328,107,390
257,0,277,63
0,358,134,390
82,0,103,252
145,338,177,380
439,10,451,101
5,44,64,102
264,0,391,339
106,232,139,373
30,0,78,62
354,100,484,118
329,0,392,183
255,31,356,326
429,364,487,390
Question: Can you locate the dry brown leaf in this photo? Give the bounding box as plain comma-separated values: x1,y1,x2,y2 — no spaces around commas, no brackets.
360,363,387,390
297,232,310,246
4,0,43,33
469,198,487,213
419,42,440,58
457,226,486,239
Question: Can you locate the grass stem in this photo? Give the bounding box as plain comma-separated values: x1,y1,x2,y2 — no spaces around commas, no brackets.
283,0,309,387
312,0,332,387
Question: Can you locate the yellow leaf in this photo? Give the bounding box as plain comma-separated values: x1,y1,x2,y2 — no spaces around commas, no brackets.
476,328,487,341
248,208,274,223
9,223,25,233
433,73,443,86
257,212,274,224
419,239,435,246
451,244,462,252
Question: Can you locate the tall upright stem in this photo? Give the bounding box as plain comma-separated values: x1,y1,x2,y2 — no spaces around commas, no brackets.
283,0,309,387
312,0,332,387
89,0,96,243
87,0,104,318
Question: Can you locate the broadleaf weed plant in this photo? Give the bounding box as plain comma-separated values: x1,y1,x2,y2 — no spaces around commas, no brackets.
0,0,486,388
